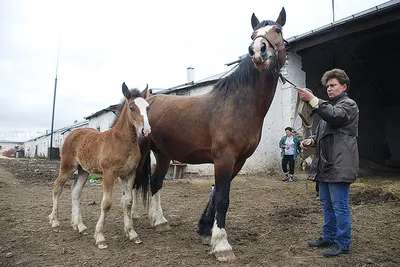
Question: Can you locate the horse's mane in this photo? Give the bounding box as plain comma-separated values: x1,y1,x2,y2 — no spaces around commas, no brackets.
254,20,280,31
211,56,259,98
111,88,141,127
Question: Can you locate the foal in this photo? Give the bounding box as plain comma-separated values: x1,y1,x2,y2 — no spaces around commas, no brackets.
49,83,150,249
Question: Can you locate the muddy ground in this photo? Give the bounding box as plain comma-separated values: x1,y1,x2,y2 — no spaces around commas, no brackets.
0,157,399,267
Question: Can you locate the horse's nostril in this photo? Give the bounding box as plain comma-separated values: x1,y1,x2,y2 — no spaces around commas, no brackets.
141,129,144,136
248,46,255,56
261,42,266,54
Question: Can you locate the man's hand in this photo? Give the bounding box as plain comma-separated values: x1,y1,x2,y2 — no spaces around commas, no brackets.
300,139,313,150
296,87,314,102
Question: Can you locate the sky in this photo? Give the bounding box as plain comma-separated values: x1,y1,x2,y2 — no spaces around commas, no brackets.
0,0,391,140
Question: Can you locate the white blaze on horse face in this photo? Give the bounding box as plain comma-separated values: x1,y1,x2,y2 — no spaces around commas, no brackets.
253,25,274,61
133,97,151,137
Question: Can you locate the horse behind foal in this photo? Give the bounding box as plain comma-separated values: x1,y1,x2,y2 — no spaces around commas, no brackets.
49,82,150,249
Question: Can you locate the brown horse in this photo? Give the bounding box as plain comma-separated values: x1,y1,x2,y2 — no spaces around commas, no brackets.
136,8,287,261
49,83,150,249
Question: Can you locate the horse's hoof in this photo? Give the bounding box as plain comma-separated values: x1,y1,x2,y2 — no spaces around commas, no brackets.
155,222,171,232
212,250,236,262
97,242,108,249
80,229,89,236
52,226,61,233
201,236,211,246
132,236,142,244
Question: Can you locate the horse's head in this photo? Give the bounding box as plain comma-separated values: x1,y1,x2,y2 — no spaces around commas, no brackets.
248,7,287,72
122,82,151,137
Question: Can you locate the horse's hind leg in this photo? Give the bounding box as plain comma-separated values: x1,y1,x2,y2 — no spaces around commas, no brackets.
49,158,76,231
149,151,171,231
71,165,89,234
121,173,141,244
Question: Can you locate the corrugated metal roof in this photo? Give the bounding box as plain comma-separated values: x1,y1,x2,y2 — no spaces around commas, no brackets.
84,104,119,120
153,68,237,95
24,120,89,142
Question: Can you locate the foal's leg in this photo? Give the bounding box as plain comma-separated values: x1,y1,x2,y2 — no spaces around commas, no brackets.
49,158,76,231
71,166,89,234
121,174,141,244
94,171,115,249
149,151,171,231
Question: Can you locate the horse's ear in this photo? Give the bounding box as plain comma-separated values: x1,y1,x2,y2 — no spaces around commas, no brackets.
276,7,286,27
122,82,130,99
141,84,149,99
251,13,259,30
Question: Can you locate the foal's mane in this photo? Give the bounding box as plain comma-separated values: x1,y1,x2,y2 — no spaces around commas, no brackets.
111,88,142,127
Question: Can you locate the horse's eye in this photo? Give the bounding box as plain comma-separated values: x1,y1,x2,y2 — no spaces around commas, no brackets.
130,106,134,111
276,28,281,34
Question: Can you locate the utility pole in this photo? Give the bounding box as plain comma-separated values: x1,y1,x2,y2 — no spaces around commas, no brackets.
49,38,61,160
332,0,335,22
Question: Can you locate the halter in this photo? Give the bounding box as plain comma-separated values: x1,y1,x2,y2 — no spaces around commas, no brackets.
251,30,288,72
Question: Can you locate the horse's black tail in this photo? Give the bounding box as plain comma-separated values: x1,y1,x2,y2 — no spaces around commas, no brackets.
141,152,151,209
134,151,151,210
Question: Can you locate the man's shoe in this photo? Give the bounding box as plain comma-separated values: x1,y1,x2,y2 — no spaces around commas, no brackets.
288,175,294,182
308,237,333,248
282,174,289,181
322,243,349,257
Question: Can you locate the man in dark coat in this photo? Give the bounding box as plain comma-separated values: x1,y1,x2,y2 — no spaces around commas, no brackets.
296,69,359,257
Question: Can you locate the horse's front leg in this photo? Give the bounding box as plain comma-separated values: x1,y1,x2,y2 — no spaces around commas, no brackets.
94,171,114,249
199,159,246,247
149,151,171,231
121,172,141,244
209,156,243,262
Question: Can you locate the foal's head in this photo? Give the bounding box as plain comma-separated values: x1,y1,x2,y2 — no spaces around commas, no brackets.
122,82,151,137
248,8,287,72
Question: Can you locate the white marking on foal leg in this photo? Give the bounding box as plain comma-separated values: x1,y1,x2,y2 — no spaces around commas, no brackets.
210,220,236,262
149,190,170,230
121,179,141,244
49,172,71,230
71,172,88,233
94,193,112,249
131,187,139,220
49,192,61,229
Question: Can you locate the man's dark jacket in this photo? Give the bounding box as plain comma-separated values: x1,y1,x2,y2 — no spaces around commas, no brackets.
309,93,359,183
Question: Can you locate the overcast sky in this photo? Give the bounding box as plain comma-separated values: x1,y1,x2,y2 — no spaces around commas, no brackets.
0,0,390,137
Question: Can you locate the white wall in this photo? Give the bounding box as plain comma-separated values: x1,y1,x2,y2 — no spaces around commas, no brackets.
88,112,116,132
24,136,50,157
24,122,89,158
0,142,23,155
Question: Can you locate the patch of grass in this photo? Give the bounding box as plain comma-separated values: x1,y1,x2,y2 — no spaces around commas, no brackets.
89,173,102,180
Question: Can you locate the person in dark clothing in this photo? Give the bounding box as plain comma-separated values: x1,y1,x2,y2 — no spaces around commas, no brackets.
296,69,359,257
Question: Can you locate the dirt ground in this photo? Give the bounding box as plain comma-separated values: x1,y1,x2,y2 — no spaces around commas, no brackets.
0,157,399,267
